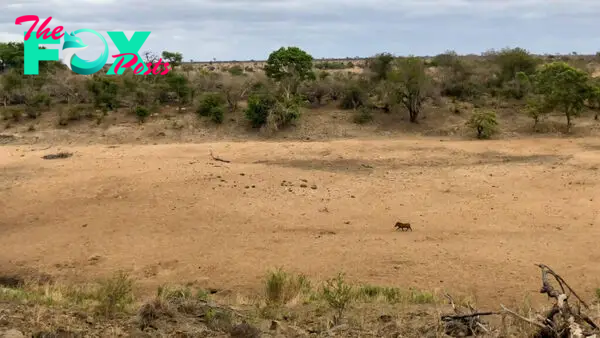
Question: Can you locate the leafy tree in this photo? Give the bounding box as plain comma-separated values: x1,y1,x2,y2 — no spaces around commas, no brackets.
161,51,183,68
0,42,24,72
531,61,590,129
164,72,189,112
491,47,539,83
388,56,432,123
367,53,394,82
524,94,553,128
264,46,314,82
0,42,65,74
587,79,600,121
433,50,480,100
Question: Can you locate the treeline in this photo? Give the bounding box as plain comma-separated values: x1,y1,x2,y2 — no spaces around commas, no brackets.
1,42,599,138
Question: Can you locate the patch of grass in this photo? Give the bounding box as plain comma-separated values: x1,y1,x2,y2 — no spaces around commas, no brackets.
156,284,209,314
0,280,96,308
93,271,134,317
595,288,600,301
354,284,437,304
264,268,310,307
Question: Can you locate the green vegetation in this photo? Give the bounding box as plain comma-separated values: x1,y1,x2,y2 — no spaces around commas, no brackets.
1,44,599,138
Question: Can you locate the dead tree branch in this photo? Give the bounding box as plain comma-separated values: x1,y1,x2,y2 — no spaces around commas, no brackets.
209,149,231,163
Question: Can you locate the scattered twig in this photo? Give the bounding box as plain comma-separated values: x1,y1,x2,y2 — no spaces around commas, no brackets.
209,149,230,163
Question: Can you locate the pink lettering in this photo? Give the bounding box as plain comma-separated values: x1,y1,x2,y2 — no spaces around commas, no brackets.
143,62,153,75
133,62,145,75
161,62,171,75
36,17,53,40
15,15,39,41
51,26,64,40
112,53,139,72
151,59,164,75
15,15,63,41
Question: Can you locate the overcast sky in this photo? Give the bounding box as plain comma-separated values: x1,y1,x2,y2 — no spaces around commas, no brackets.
1,0,599,63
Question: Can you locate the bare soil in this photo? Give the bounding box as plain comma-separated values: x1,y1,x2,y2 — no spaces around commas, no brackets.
2,135,599,309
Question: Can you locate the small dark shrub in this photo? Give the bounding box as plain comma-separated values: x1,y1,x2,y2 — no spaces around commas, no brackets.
245,93,276,128
196,92,226,124
135,106,150,122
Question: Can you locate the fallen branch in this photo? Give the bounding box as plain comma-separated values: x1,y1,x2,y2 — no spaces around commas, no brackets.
209,149,230,163
501,304,547,330
537,264,589,309
441,312,499,321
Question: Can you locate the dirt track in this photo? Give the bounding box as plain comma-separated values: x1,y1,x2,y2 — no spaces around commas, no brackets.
1,137,599,307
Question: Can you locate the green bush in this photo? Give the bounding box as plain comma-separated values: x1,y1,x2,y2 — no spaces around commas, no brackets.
24,92,51,119
339,85,367,110
196,92,226,124
135,106,150,123
266,100,300,132
227,65,244,76
353,107,373,124
245,93,276,128
87,75,120,111
466,110,499,139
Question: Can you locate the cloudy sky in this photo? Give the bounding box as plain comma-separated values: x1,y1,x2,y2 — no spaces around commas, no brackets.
1,0,599,64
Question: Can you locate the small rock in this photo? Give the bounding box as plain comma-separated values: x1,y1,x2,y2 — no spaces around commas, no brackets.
2,329,25,338
310,185,317,189
300,184,308,188
230,321,261,338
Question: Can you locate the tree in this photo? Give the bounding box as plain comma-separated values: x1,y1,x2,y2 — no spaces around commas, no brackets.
433,50,480,100
587,79,600,121
367,52,394,82
161,51,183,69
0,42,65,74
491,47,539,83
264,46,313,82
0,42,24,72
388,56,432,123
164,72,189,112
531,62,590,130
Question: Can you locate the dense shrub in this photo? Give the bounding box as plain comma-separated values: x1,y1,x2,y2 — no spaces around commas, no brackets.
339,84,367,110
87,75,120,111
245,93,277,128
466,110,499,139
135,106,151,123
197,92,226,124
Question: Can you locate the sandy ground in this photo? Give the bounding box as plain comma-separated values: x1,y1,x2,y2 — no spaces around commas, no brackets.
1,137,599,308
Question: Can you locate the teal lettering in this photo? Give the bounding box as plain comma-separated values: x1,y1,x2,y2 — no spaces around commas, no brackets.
23,31,59,75
106,31,150,75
